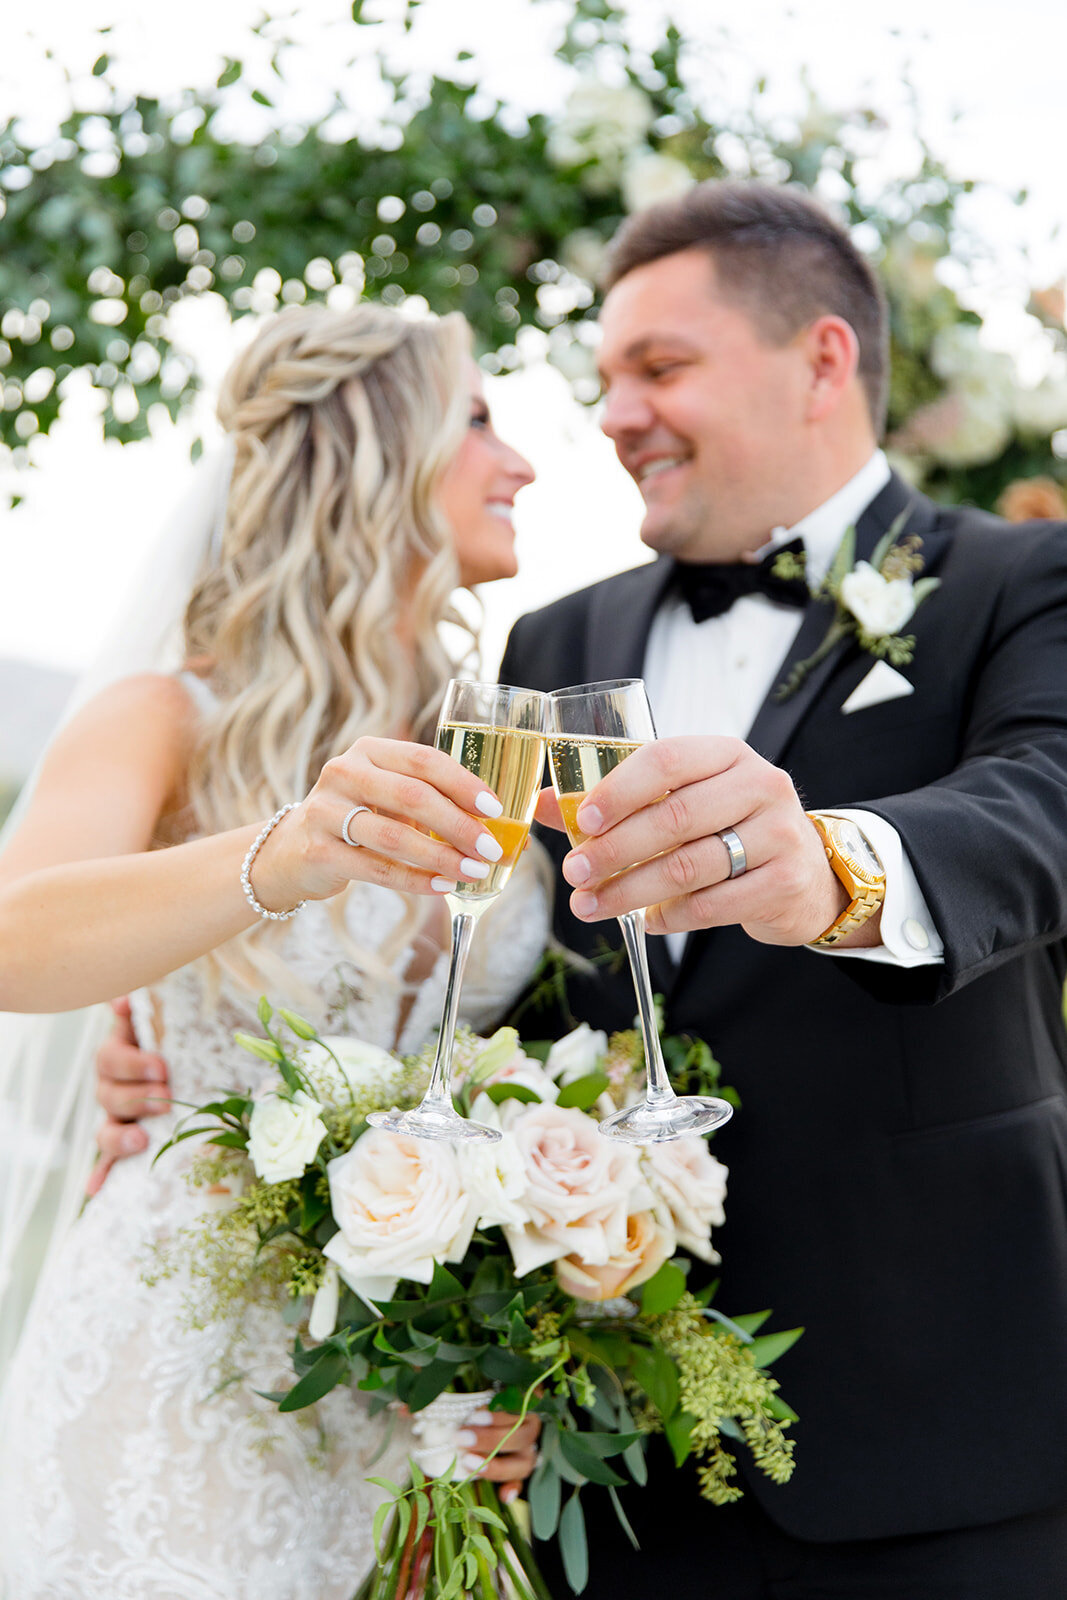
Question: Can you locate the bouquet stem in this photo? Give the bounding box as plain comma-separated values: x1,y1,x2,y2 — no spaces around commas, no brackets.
355,1478,552,1600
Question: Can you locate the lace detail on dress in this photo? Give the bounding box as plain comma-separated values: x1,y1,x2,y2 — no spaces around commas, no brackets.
0,851,548,1598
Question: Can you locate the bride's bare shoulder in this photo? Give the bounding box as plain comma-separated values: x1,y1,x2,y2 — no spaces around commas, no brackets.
58,671,203,750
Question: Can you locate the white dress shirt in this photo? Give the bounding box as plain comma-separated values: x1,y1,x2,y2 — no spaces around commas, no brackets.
642,449,944,969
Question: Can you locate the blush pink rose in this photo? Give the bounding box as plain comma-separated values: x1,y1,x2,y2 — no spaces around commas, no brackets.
503,1102,646,1277
642,1138,728,1263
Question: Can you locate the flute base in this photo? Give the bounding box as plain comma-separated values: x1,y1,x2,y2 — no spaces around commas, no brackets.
366,1105,502,1144
597,1094,733,1145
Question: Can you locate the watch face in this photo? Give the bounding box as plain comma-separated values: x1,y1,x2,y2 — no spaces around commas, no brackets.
830,818,883,881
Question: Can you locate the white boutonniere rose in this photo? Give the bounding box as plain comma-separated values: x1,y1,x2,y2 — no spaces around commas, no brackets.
247,1090,327,1183
774,510,940,701
838,561,917,639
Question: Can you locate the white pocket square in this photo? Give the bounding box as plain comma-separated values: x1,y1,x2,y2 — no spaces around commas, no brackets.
841,660,914,714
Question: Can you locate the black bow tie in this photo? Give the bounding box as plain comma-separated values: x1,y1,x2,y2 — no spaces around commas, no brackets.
671,538,809,623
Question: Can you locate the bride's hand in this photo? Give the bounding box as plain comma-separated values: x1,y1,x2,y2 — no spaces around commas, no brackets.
250,736,506,911
463,1408,542,1503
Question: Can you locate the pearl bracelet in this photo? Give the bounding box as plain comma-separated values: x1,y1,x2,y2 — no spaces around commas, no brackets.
239,803,306,923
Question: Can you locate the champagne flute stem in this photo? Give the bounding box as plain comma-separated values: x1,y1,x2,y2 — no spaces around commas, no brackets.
421,907,479,1112
617,909,676,1104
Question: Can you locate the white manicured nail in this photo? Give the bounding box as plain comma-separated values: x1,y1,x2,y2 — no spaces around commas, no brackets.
460,1452,484,1474
466,1408,494,1425
460,858,490,879
476,792,503,818
431,878,457,893
476,832,503,862
455,1429,478,1447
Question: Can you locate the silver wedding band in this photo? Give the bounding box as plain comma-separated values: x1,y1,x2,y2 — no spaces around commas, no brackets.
341,804,373,847
717,827,747,879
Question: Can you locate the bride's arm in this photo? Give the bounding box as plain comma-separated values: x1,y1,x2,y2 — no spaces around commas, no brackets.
0,676,504,1013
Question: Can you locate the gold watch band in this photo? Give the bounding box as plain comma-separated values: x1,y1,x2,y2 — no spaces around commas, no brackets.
810,880,885,947
806,811,886,948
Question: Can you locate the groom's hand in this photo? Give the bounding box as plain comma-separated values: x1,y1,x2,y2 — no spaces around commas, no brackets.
87,998,172,1196
545,735,861,947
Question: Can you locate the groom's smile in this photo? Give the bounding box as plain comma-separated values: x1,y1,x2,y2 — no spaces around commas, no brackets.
597,247,826,564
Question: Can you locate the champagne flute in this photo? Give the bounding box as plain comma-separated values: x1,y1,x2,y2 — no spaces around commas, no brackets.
367,680,547,1144
547,679,734,1144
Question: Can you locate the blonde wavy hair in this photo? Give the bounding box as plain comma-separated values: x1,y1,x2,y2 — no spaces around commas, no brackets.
181,301,476,1003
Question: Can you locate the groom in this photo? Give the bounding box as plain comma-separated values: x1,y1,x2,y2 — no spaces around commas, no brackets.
498,181,1067,1597
98,182,1067,1594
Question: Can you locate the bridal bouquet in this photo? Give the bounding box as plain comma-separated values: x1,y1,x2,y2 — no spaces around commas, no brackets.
158,1003,800,1598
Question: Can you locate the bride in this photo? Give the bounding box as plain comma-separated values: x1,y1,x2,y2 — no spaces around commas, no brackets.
0,302,548,1599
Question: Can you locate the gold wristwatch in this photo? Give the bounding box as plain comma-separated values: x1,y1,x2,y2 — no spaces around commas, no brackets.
806,812,886,947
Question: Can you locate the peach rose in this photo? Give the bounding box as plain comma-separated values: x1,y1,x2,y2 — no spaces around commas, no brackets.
642,1138,728,1263
556,1209,675,1302
996,476,1067,523
503,1102,646,1277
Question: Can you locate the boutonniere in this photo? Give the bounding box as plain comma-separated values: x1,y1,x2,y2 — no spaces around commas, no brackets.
772,512,941,702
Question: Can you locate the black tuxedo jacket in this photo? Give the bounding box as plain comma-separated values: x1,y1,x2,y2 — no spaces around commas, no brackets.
499,474,1067,1551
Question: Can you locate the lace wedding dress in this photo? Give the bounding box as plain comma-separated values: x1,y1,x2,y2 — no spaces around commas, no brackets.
0,760,550,1599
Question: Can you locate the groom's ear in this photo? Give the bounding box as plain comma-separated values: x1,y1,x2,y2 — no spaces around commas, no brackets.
801,315,861,423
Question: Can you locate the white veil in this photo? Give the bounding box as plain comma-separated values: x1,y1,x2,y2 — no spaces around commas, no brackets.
0,444,233,1371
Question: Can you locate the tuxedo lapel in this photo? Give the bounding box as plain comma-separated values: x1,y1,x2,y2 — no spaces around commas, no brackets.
585,558,675,685
674,475,942,997
746,474,936,768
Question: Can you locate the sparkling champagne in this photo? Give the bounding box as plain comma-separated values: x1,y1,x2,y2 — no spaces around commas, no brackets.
436,722,546,898
548,736,644,845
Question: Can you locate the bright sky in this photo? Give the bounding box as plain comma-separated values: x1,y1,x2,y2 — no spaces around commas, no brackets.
2,0,1066,679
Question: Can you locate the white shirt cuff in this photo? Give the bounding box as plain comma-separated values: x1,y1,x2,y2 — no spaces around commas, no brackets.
807,808,944,968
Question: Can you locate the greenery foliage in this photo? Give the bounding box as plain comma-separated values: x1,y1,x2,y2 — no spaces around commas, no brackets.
2,0,1065,510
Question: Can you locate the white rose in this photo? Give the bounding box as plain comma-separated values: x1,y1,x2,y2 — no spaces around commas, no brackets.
323,1131,477,1304
300,1036,403,1106
621,150,696,214
839,561,917,639
930,324,1014,393
502,1102,647,1277
1012,380,1067,437
560,228,608,284
462,1100,531,1228
547,82,653,179
642,1139,728,1263
545,1023,609,1086
934,389,1012,467
247,1090,327,1183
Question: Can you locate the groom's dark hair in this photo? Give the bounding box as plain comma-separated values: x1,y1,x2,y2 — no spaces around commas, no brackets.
603,180,889,434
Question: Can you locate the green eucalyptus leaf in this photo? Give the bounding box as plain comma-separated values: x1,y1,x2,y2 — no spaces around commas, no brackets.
559,1494,589,1595
638,1259,688,1315
485,1081,540,1105
663,1410,695,1467
746,1326,804,1367
529,1459,562,1540
277,1348,348,1411
555,1072,610,1111
632,1346,679,1420
558,1432,626,1486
